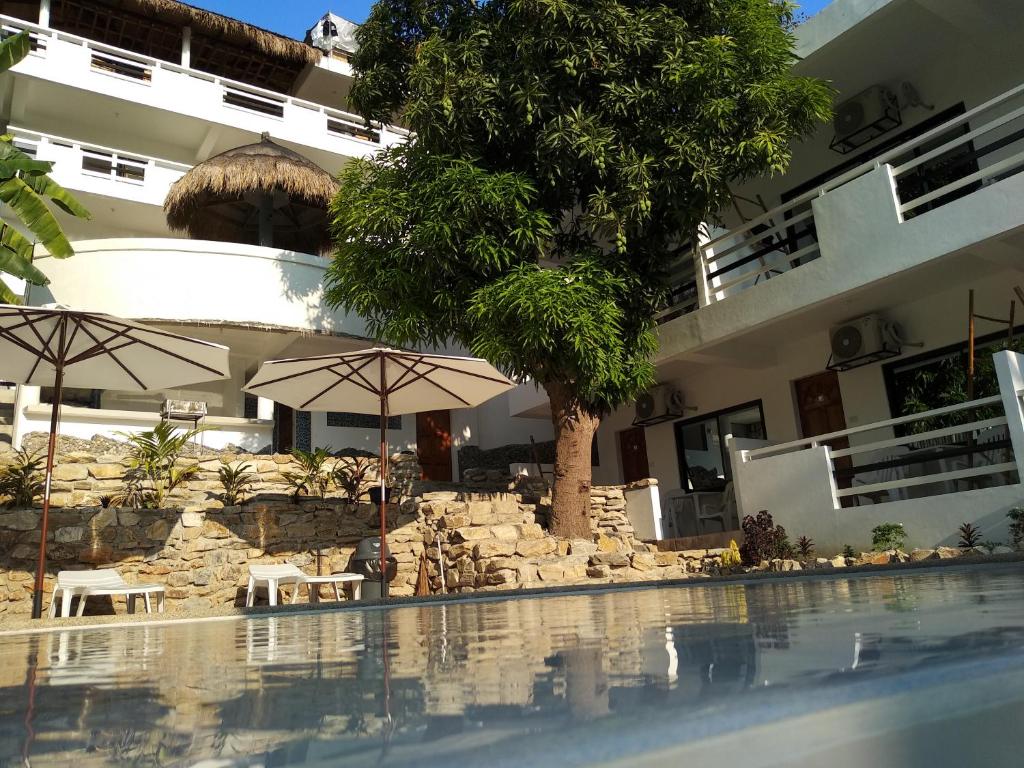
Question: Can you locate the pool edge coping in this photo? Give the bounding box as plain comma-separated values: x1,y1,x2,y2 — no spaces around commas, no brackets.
3,551,1023,636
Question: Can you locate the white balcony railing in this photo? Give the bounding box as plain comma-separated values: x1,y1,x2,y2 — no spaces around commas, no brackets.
660,81,1024,319
8,127,190,206
1,15,406,151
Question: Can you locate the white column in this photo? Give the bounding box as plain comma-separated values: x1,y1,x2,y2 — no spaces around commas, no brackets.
11,385,41,449
994,350,1024,478
39,0,51,26
694,226,713,308
181,26,191,68
256,397,275,421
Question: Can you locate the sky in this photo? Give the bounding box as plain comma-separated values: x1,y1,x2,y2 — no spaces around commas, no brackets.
189,1,836,41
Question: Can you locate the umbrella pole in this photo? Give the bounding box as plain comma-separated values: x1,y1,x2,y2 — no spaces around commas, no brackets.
32,360,64,620
379,353,389,599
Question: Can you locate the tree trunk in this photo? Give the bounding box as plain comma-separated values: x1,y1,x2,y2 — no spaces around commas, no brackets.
545,381,600,539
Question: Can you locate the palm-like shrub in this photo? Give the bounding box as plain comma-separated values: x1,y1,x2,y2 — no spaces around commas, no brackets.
116,423,206,508
333,456,373,501
283,447,333,499
957,522,982,550
0,448,44,507
218,462,255,506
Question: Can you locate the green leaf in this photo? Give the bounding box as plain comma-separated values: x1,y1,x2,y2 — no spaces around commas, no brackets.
0,32,31,73
0,277,21,304
20,172,91,218
0,176,75,258
0,226,48,283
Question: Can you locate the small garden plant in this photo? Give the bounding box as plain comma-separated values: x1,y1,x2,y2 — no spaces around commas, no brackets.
957,522,982,550
115,423,207,508
0,448,44,507
796,535,815,559
334,456,373,501
842,544,856,559
721,540,741,568
739,511,792,565
283,447,333,499
871,522,906,552
219,462,255,506
1008,508,1024,550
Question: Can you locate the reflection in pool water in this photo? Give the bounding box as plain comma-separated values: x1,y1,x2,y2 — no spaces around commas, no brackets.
2,565,1024,767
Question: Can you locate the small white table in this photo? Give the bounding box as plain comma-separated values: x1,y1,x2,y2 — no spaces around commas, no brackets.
298,574,364,603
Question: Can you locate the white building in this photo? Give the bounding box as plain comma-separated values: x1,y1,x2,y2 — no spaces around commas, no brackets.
0,0,554,475
511,0,1024,549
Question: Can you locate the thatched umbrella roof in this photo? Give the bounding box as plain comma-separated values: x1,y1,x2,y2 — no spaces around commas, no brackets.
103,1,321,66
164,133,339,254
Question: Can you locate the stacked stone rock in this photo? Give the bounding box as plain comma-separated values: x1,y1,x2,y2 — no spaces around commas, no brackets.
419,486,709,594
2,436,420,511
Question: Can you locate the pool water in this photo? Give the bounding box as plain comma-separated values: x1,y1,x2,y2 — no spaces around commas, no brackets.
2,565,1024,767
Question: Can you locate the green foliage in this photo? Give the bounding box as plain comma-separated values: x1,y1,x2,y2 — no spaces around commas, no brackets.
107,469,147,510
116,423,206,508
979,540,1000,555
871,522,906,552
330,0,832,417
795,535,814,558
957,521,982,549
0,32,90,303
218,462,255,506
1008,508,1024,550
0,448,44,507
334,456,374,501
900,340,1018,433
842,544,856,559
283,447,333,499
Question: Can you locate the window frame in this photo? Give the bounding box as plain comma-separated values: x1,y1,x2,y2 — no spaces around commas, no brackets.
672,399,766,493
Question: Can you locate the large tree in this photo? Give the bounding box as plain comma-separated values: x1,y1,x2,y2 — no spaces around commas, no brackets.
326,0,831,537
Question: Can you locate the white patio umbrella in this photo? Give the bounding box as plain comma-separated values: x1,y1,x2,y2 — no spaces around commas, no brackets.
243,347,515,597
0,304,231,618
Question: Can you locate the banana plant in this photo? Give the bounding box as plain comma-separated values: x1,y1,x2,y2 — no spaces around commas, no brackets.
0,32,90,304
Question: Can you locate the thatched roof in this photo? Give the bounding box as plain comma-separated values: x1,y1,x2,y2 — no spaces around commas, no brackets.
164,133,339,254
98,1,321,66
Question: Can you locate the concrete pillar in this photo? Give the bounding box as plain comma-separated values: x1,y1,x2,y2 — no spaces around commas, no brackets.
39,0,51,27
694,226,713,307
181,26,191,68
993,350,1024,478
257,397,275,421
11,385,41,449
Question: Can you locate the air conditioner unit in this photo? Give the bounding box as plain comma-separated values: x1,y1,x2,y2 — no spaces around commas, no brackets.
828,315,903,370
161,399,208,421
633,384,687,426
830,85,901,154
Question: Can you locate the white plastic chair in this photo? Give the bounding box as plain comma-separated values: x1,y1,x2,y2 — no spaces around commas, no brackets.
49,569,165,618
246,564,306,607
246,564,365,606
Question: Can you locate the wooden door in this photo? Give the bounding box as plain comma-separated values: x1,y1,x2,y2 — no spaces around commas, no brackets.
618,427,650,483
274,403,294,454
417,410,452,481
794,371,852,493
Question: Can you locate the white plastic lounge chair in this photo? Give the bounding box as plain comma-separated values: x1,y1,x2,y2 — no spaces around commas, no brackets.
48,569,166,618
246,564,364,607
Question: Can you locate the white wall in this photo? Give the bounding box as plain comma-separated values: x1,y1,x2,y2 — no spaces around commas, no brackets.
28,239,365,337
599,265,1024,489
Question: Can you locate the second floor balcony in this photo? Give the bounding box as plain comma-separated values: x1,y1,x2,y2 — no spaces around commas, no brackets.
1,14,407,165
657,80,1024,363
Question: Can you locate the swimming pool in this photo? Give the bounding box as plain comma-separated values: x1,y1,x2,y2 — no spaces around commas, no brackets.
2,564,1023,767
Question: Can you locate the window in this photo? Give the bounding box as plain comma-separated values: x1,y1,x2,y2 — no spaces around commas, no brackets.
326,412,402,430
673,401,765,492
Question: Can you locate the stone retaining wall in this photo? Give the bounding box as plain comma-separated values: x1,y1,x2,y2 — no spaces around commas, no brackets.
1,437,729,617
